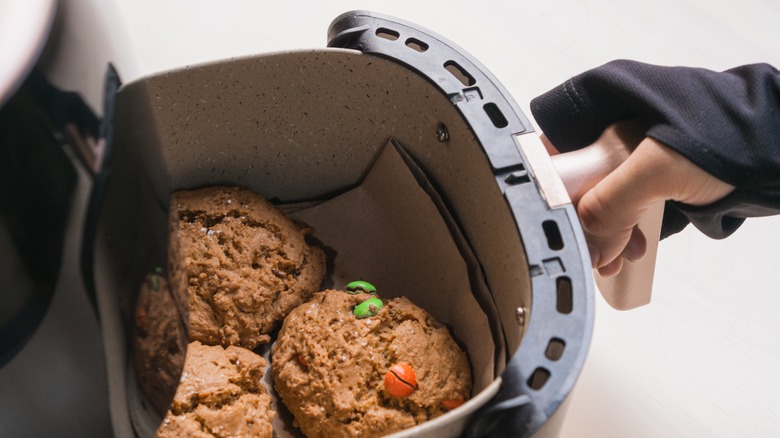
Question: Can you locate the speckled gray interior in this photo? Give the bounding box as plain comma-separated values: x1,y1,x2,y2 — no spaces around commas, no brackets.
93,48,532,436
108,48,530,352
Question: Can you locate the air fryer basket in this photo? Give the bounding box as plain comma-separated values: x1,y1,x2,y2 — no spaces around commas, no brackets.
83,11,594,438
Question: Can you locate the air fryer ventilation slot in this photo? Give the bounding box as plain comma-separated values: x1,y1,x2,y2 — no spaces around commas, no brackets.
542,220,563,250
527,367,551,390
405,38,428,52
444,60,476,86
376,28,400,41
545,338,565,361
556,276,573,314
483,102,508,128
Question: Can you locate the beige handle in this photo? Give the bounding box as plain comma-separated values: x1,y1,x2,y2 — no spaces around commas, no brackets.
548,124,663,310
548,135,630,204
515,122,663,310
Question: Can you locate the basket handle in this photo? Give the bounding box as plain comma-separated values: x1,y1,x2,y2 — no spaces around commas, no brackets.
517,121,663,310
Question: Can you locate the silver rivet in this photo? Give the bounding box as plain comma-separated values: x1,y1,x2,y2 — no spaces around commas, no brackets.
436,123,449,142
515,307,526,325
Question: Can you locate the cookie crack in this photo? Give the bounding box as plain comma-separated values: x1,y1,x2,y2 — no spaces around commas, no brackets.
180,210,288,248
193,413,228,438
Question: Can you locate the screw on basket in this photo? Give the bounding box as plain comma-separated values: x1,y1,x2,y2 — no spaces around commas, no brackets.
515,307,526,325
436,123,449,142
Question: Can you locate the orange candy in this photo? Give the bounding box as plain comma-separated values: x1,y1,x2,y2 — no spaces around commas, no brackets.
441,398,465,410
136,306,147,333
384,363,417,398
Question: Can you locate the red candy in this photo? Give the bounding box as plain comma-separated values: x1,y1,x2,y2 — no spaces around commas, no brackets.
384,363,417,398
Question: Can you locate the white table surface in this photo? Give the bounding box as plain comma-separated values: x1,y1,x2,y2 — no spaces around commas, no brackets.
12,0,780,436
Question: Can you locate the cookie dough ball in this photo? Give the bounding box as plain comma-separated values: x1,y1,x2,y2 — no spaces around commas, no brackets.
134,269,187,415
272,289,472,438
156,341,275,438
168,186,326,349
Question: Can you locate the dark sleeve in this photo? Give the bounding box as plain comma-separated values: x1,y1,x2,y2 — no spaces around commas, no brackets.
529,60,780,239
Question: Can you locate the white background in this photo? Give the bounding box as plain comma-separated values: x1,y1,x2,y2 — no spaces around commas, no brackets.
7,0,780,436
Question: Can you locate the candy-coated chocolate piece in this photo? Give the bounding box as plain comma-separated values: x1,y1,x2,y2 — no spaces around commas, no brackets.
150,267,163,291
441,398,465,410
353,297,383,319
297,354,309,368
136,306,147,333
345,280,377,295
385,363,417,398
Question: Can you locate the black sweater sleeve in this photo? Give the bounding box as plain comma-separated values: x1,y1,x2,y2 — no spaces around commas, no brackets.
529,60,780,239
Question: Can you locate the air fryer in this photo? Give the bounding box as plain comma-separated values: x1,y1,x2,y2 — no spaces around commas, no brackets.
81,11,594,438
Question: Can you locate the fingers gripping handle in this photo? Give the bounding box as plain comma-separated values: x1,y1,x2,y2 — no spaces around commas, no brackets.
593,201,663,310
516,129,664,310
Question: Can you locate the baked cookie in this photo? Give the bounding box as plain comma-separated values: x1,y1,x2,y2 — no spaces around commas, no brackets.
168,186,326,349
134,268,188,415
272,285,472,438
156,341,275,438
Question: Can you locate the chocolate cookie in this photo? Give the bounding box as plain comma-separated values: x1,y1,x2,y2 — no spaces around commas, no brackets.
168,186,326,349
134,268,188,415
272,287,472,438
156,341,275,438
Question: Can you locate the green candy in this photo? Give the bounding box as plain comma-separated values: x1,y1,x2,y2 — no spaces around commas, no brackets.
345,280,377,295
353,297,384,319
150,267,164,291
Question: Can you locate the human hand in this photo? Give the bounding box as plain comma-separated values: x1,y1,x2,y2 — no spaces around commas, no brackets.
546,123,735,277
